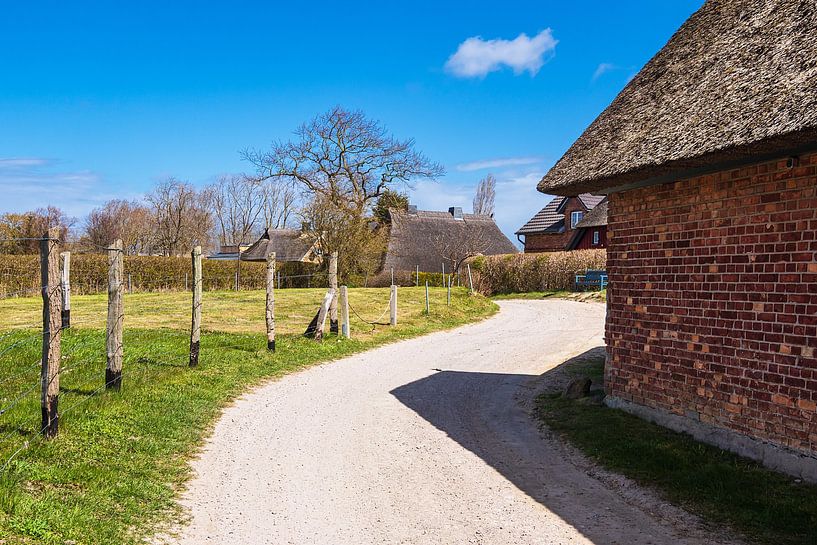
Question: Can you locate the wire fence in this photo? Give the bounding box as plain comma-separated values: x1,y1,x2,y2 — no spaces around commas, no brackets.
0,236,468,484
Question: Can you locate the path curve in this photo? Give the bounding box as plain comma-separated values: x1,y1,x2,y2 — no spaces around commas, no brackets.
166,300,738,545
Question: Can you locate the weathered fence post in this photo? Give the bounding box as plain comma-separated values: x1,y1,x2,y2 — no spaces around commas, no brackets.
390,267,394,286
442,262,445,286
265,252,276,351
185,272,188,291
390,284,397,326
328,251,339,334
340,285,350,339
234,270,239,292
40,227,62,439
190,246,202,366
128,272,133,294
467,263,474,294
60,251,71,329
415,265,419,287
277,270,281,290
304,289,334,341
447,274,451,306
425,280,430,315
106,239,124,391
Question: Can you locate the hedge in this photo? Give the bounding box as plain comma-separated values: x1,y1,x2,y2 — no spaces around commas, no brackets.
0,255,321,297
467,249,607,295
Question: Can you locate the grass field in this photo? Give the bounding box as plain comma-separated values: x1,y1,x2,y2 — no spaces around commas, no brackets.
536,357,817,545
0,287,496,544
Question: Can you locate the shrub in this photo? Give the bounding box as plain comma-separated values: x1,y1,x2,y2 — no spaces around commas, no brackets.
467,249,607,295
0,255,320,296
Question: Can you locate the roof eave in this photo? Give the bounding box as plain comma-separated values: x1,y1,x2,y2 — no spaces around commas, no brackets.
538,132,817,197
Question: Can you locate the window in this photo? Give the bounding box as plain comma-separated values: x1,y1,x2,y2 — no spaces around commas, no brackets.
570,210,583,228
593,230,600,245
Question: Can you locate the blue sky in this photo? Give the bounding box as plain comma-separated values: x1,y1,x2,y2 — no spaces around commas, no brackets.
0,0,704,244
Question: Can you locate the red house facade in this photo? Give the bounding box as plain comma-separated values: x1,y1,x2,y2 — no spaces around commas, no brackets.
538,0,817,480
515,194,605,252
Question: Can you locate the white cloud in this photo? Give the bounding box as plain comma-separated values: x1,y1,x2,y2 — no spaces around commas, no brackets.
0,158,116,218
592,62,616,82
0,157,51,169
445,29,558,78
456,156,542,172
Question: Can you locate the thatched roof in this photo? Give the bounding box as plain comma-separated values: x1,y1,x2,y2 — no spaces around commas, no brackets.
574,198,608,228
515,194,603,235
539,0,817,195
383,208,518,272
240,229,317,262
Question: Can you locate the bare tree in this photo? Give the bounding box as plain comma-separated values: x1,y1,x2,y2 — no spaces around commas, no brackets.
473,173,496,216
0,207,74,253
146,178,212,256
430,221,494,273
84,199,153,254
243,106,444,216
205,174,266,246
260,176,297,230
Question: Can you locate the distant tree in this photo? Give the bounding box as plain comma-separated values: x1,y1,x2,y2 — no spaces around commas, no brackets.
372,189,409,225
430,223,493,273
243,106,443,216
244,106,442,277
146,178,213,256
83,199,153,254
472,173,496,216
0,206,74,254
204,174,265,247
260,176,298,230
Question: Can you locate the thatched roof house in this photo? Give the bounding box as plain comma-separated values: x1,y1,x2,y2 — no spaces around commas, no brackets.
240,228,319,263
538,0,817,480
383,206,517,272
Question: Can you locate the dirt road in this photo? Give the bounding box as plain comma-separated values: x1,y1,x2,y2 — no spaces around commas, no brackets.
166,300,738,545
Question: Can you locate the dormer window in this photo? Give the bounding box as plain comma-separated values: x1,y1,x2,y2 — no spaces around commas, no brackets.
570,210,584,228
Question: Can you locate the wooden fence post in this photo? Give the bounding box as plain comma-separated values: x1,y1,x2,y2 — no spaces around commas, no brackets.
390,284,397,326
467,263,474,294
328,251,339,333
40,227,62,439
447,274,451,306
128,273,133,294
265,252,276,351
185,272,188,291
425,280,430,315
305,288,334,341
415,265,419,287
340,285,350,339
106,239,124,391
442,262,445,286
390,267,394,286
60,251,71,329
277,270,281,290
190,246,202,366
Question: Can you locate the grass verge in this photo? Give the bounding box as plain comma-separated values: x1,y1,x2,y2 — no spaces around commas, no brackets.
491,289,606,302
535,357,817,545
0,287,496,544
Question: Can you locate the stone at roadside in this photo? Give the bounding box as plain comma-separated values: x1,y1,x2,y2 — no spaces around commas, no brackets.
564,378,592,399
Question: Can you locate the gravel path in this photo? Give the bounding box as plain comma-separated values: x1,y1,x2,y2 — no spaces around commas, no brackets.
164,300,740,545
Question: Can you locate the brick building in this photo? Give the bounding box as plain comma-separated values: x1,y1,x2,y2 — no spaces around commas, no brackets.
515,194,604,252
538,0,817,479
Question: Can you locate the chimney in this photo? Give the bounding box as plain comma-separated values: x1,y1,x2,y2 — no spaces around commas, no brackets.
448,206,464,220
407,204,418,215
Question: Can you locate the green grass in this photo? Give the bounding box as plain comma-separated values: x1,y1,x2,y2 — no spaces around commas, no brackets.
491,289,606,302
536,358,817,545
0,287,496,544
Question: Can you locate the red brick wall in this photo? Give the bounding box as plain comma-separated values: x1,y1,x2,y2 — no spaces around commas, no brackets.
606,153,817,455
523,233,570,252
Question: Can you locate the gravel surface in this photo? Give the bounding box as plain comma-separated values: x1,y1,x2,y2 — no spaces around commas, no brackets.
162,300,742,545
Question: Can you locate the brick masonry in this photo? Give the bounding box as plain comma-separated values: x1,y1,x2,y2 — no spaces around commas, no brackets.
606,153,817,458
523,197,589,253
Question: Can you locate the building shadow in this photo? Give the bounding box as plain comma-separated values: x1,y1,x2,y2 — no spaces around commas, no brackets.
388,348,634,545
